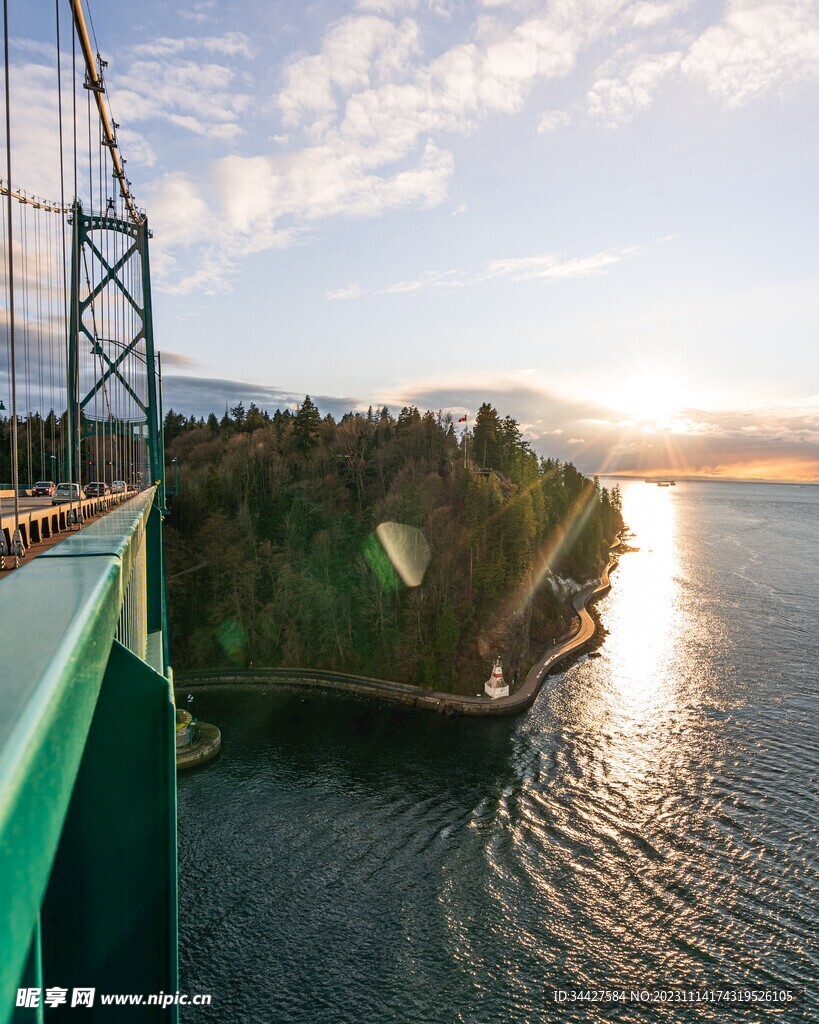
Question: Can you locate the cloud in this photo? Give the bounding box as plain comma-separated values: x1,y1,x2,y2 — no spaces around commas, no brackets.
485,245,640,281
278,16,423,130
326,284,364,301
356,0,419,12
622,1,692,30
587,51,682,126
11,0,817,296
537,109,570,132
130,0,819,293
328,241,647,299
161,374,360,421
156,369,819,482
177,1,218,25
160,351,202,369
141,1,631,288
110,58,252,141
372,375,819,481
128,32,254,59
451,202,468,215
682,0,819,109
147,138,453,293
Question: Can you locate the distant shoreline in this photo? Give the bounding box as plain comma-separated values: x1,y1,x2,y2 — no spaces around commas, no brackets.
176,545,621,719
599,475,818,487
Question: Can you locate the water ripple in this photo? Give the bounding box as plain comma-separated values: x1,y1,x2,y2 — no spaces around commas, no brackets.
178,482,818,1022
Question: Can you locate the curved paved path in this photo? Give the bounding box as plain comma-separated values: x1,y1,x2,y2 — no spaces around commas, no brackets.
178,546,619,719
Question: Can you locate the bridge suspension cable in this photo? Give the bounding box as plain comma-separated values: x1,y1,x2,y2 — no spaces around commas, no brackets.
68,0,143,225
1,0,163,573
2,0,23,564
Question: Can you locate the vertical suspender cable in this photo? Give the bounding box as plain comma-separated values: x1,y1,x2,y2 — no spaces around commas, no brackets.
56,0,72,490
86,87,98,491
35,206,46,481
3,0,22,557
20,202,32,489
73,22,79,494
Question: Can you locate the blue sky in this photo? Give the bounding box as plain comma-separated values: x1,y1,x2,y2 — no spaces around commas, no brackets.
7,0,819,479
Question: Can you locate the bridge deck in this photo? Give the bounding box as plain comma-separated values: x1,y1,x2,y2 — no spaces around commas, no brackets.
0,493,140,570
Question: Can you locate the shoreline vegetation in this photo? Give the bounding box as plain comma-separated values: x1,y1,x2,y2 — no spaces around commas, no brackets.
175,542,622,717
165,399,624,696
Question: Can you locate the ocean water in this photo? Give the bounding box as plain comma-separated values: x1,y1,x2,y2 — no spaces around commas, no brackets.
177,480,818,1022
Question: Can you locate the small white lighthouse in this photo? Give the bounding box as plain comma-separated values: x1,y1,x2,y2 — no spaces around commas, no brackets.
484,656,510,699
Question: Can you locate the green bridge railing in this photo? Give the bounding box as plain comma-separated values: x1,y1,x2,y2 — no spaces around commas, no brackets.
0,488,177,1023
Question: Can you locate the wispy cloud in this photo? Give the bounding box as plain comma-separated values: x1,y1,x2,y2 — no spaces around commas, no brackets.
177,1,218,25
128,32,254,59
326,284,365,301
537,109,570,133
325,242,646,300
485,246,641,282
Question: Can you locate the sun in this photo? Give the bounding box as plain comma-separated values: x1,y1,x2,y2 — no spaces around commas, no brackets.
608,371,692,425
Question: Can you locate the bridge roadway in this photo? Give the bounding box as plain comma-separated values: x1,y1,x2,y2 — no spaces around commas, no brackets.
0,493,137,563
178,546,620,717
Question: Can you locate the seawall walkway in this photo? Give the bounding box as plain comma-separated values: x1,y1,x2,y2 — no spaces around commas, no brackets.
177,549,618,719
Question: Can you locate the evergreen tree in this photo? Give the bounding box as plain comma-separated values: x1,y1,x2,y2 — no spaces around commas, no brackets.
293,395,322,454
472,402,501,469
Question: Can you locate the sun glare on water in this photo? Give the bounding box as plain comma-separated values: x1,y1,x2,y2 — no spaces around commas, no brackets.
574,479,691,788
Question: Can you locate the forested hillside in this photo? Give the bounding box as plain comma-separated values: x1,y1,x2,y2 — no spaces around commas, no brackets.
164,399,622,694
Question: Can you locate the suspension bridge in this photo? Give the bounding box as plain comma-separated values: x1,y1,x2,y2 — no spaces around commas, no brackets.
0,2,178,1020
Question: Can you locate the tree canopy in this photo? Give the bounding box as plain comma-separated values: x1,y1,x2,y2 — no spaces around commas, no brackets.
164,399,623,693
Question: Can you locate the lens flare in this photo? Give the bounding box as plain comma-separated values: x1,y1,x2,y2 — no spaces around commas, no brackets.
375,522,432,588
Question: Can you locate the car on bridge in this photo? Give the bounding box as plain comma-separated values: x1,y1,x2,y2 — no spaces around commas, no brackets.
31,480,56,496
111,479,127,494
52,482,86,504
85,481,110,498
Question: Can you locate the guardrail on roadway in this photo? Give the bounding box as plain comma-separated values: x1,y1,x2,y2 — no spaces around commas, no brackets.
0,493,134,558
0,487,178,1024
